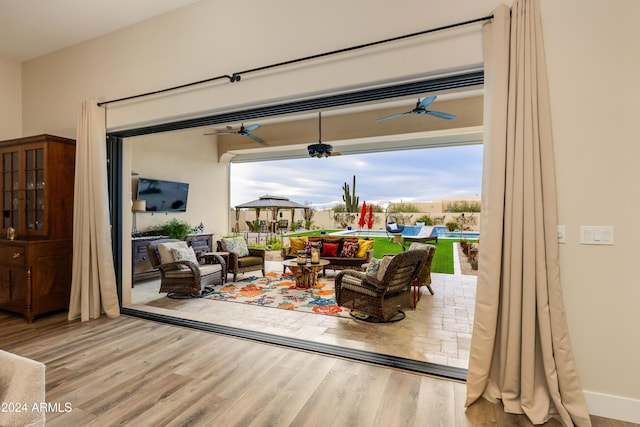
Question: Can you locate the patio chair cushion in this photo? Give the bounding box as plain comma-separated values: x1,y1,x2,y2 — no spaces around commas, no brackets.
171,246,198,270
377,255,394,281
158,241,190,264
287,236,308,256
356,239,374,258
365,257,381,276
165,263,222,278
221,237,250,257
237,255,264,268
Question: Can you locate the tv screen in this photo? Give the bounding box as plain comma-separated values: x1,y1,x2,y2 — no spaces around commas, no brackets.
136,177,189,212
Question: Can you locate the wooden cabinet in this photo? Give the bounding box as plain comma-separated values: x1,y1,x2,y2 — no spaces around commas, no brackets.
0,135,75,322
186,233,213,258
0,240,73,322
132,236,165,283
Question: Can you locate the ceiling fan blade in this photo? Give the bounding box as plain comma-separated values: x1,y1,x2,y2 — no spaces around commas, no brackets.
246,133,266,144
417,95,437,109
203,131,235,136
426,110,456,120
243,123,260,132
374,112,410,122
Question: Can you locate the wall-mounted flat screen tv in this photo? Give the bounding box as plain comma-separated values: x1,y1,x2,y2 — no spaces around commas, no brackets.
136,177,189,212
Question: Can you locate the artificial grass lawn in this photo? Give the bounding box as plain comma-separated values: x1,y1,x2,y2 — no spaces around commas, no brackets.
285,230,461,275
372,237,456,275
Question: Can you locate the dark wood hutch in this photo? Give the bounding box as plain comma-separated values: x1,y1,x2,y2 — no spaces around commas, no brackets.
0,134,75,322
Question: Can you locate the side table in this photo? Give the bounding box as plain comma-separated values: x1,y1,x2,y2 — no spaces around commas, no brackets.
282,259,330,289
201,251,229,282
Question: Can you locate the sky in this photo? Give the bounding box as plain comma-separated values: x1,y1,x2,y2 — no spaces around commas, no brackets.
230,144,483,210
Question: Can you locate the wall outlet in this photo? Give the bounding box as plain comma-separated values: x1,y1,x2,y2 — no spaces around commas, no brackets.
557,225,566,244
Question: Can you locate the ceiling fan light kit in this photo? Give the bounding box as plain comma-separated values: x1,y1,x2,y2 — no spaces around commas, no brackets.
307,142,333,158
307,112,334,158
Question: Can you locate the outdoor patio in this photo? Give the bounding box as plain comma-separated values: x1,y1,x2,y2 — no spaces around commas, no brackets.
128,242,477,370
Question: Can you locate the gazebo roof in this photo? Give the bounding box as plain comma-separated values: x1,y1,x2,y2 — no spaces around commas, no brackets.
235,194,306,209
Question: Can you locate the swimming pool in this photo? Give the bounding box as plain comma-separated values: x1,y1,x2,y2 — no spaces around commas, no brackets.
432,226,480,239
331,225,479,239
333,225,425,238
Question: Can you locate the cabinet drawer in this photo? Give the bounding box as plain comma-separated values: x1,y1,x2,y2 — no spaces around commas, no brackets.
0,246,26,266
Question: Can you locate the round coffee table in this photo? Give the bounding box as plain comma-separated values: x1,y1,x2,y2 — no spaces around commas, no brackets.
282,259,330,289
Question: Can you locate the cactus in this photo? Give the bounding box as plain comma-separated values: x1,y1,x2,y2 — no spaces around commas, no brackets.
342,175,359,213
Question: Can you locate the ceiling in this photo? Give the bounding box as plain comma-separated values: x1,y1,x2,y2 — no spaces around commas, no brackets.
0,0,201,62
0,0,484,160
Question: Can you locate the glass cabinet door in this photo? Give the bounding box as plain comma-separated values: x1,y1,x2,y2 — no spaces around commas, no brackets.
1,150,19,231
24,147,45,232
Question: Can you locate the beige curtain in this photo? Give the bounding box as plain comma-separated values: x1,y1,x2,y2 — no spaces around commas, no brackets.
465,1,591,426
68,100,120,322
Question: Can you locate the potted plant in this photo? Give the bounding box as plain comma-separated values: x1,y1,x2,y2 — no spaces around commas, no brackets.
154,218,194,240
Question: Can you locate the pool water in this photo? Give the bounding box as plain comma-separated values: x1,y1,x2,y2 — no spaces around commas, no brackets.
432,226,480,239
332,225,479,239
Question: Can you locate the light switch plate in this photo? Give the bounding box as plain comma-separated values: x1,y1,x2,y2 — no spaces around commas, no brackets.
557,225,566,244
579,226,614,245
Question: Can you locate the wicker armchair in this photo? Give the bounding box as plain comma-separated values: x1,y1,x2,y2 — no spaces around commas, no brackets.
335,249,427,322
147,239,225,297
406,242,436,306
217,240,266,282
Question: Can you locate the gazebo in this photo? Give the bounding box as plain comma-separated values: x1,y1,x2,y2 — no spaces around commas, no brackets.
234,194,307,234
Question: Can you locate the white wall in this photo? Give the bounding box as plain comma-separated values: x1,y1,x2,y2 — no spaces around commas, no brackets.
0,58,22,140
541,1,640,419
129,129,227,236
14,0,640,422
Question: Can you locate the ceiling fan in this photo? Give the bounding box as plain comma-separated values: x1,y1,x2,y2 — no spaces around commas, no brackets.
204,123,265,144
374,95,456,122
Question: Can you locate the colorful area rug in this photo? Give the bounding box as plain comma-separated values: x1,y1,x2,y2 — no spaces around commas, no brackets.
205,272,350,318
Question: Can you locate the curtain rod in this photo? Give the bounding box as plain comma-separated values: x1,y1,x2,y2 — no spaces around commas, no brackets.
97,14,493,107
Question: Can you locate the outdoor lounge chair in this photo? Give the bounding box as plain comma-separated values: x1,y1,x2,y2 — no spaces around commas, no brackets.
386,221,405,234
335,249,427,322
147,238,225,297
217,237,266,282
407,242,437,305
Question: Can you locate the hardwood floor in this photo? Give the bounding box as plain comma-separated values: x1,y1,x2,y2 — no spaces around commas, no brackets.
0,311,632,426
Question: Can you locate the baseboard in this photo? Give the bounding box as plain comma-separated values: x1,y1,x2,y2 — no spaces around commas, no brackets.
584,390,640,424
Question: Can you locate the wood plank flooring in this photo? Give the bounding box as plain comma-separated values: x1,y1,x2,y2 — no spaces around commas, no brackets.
0,311,631,426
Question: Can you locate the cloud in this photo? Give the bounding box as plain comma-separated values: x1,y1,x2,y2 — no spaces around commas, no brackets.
230,145,482,208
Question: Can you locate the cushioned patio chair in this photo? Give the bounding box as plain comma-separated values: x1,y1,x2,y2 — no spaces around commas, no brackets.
407,242,437,305
217,236,266,282
386,221,405,234
277,219,289,232
147,239,225,297
335,249,427,322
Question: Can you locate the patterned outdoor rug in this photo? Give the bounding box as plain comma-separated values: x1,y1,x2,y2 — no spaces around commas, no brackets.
205,272,350,318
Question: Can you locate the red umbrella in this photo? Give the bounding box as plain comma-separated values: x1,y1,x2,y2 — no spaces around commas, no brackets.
358,201,367,228
367,204,374,229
